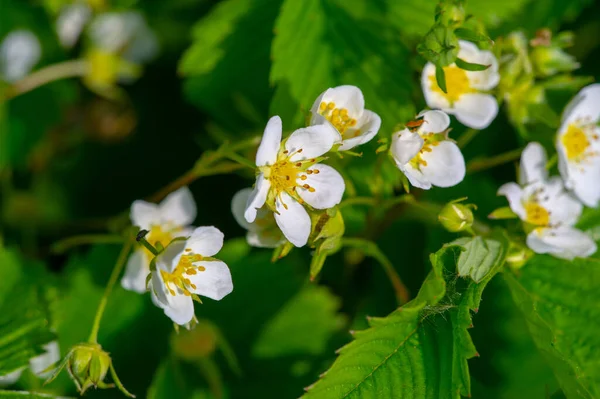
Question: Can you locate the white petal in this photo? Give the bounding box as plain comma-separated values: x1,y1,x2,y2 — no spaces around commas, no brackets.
151,266,169,306
30,341,60,378
519,142,548,185
297,164,345,209
247,229,283,248
0,369,23,386
187,226,224,257
396,161,431,190
391,129,424,165
244,174,270,223
339,110,381,151
285,125,336,161
0,30,41,83
418,110,451,134
311,85,365,118
274,192,310,247
121,249,150,293
457,40,480,60
561,84,600,127
122,16,158,64
458,40,500,91
155,240,185,274
453,93,499,129
231,188,253,230
564,159,600,207
421,62,451,110
420,141,466,187
498,182,526,219
539,177,582,226
162,292,195,325
158,186,197,226
256,116,282,166
130,200,160,229
188,260,233,300
527,227,597,260
56,4,91,48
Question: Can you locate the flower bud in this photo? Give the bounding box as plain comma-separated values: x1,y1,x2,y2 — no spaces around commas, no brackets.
435,1,466,26
530,46,579,78
506,241,533,270
438,202,474,232
67,343,111,394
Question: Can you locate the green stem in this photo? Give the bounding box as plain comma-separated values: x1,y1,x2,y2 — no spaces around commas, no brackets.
136,233,160,256
88,240,133,343
5,60,87,100
546,153,558,170
51,234,124,254
467,147,523,174
339,197,378,209
341,238,410,305
457,128,480,148
223,151,256,170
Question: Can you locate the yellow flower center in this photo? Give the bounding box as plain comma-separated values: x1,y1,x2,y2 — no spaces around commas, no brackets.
429,65,473,104
85,50,119,88
145,224,181,256
160,250,206,297
524,202,549,226
319,101,358,136
562,123,591,161
408,133,441,170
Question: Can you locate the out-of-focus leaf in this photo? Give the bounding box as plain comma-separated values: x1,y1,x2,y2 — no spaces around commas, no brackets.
505,255,600,398
0,249,23,307
148,358,218,399
303,234,508,398
0,391,74,398
253,285,345,358
497,0,594,34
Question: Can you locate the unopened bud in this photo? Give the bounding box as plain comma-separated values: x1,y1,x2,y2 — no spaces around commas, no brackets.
531,46,579,78
506,242,533,269
68,343,111,394
438,202,474,232
435,1,466,26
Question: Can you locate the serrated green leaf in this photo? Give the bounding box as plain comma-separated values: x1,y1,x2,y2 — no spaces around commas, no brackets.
504,255,600,398
303,234,508,398
253,285,345,358
452,236,504,283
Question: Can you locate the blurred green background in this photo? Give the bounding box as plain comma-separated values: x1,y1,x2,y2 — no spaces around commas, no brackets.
1,0,600,397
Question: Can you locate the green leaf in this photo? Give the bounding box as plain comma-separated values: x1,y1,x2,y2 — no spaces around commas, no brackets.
0,391,74,398
270,0,415,131
455,57,489,72
253,285,345,358
452,236,504,283
303,234,509,398
148,358,217,399
436,65,448,93
504,255,600,398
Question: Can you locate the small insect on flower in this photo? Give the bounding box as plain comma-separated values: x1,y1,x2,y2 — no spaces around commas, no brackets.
149,226,233,326
231,188,285,248
0,30,41,83
310,85,382,151
0,341,60,387
244,116,345,247
498,142,596,260
122,187,197,293
422,40,500,129
556,84,600,207
390,110,465,190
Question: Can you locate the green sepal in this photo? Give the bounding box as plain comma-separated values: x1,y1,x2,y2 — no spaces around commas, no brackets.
435,65,447,93
488,206,518,220
455,57,489,71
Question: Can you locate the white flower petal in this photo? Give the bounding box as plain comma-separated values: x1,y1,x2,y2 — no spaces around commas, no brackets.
420,141,466,187
56,4,91,48
256,116,282,166
453,93,499,129
519,142,548,185
151,266,169,306
396,161,431,190
231,188,253,230
162,291,195,325
130,200,160,229
121,249,150,293
159,186,197,226
458,41,500,91
527,227,597,260
297,164,345,209
188,260,233,300
561,84,600,127
391,129,424,165
498,182,526,219
339,110,381,151
311,85,365,118
0,368,23,386
285,125,336,161
540,177,582,226
156,240,185,274
30,341,60,378
421,62,451,110
0,30,41,83
274,192,310,247
187,226,224,257
564,160,600,207
244,174,270,223
247,230,283,248
418,110,451,134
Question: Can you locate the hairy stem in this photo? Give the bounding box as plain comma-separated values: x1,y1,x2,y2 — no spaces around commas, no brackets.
5,60,87,99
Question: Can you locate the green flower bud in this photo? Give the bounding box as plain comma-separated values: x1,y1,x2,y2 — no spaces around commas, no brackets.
435,1,466,26
531,46,579,78
438,202,474,232
506,242,534,269
67,343,111,394
418,24,459,66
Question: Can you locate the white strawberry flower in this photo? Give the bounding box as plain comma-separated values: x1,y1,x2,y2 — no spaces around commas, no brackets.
122,187,196,293
150,226,233,325
422,40,500,129
0,341,60,386
231,188,285,248
390,110,465,189
56,3,92,48
310,85,382,151
0,30,41,83
498,142,596,260
244,116,345,247
556,84,600,207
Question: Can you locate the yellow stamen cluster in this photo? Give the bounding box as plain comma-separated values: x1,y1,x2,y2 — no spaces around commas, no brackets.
429,65,473,104
146,224,180,256
524,202,550,226
319,101,358,136
160,250,206,297
408,133,441,170
561,123,599,162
